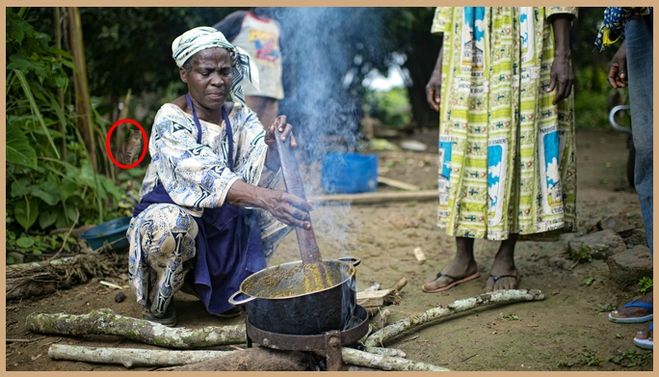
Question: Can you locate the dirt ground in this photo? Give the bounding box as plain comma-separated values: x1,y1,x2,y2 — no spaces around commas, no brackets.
5,128,653,371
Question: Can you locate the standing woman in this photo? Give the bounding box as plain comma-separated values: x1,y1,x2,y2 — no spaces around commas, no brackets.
127,27,311,326
424,7,577,292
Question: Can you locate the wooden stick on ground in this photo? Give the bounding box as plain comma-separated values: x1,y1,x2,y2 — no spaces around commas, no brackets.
27,308,245,349
48,344,448,371
340,347,449,371
363,289,545,347
377,176,421,191
310,190,437,206
48,344,234,368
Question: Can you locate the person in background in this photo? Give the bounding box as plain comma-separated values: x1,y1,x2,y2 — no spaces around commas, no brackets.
424,7,576,293
127,27,310,326
215,8,284,132
595,7,653,350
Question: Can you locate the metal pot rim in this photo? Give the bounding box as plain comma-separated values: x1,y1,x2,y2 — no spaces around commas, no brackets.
239,259,356,300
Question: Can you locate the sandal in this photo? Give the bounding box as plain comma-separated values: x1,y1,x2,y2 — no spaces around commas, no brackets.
485,273,519,292
633,322,653,350
609,297,653,324
421,271,480,293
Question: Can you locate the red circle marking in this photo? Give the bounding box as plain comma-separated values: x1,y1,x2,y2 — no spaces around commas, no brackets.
105,118,148,170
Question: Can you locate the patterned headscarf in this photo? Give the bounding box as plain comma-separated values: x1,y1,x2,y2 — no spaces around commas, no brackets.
172,26,259,105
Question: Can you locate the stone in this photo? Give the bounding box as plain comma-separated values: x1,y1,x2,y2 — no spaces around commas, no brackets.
624,229,648,248
607,245,652,288
568,229,626,261
597,216,635,238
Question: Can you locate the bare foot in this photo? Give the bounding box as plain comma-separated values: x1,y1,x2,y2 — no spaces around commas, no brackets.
422,259,479,293
485,261,518,292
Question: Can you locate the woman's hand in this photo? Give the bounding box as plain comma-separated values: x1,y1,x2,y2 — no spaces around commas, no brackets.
425,51,443,112
548,14,575,105
265,115,297,171
547,52,575,104
263,189,312,229
608,41,628,88
226,181,312,229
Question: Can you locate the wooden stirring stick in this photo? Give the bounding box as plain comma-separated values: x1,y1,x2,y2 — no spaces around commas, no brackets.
274,128,326,268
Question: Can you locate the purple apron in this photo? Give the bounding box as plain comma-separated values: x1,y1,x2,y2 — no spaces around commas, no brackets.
133,95,265,315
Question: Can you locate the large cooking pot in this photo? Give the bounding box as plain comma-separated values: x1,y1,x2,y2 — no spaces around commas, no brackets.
228,257,360,335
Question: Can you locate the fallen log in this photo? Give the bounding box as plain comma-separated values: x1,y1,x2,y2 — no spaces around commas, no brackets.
27,308,245,348
7,253,123,300
48,344,234,368
363,289,545,347
49,344,446,371
310,190,437,206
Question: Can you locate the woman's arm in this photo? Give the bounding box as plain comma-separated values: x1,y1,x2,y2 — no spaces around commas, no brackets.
547,14,575,104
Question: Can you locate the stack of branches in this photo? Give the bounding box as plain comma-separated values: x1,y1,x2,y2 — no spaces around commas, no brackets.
6,251,126,301
26,289,545,371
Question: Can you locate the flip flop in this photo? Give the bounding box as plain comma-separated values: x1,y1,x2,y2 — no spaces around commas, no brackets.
609,298,653,324
421,271,480,293
633,322,653,350
486,273,519,291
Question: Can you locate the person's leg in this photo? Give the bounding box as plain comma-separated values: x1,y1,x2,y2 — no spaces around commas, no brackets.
485,233,519,291
422,237,479,292
625,16,653,252
132,204,198,325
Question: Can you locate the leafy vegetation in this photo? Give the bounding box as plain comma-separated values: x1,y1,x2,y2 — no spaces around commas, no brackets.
609,349,652,368
364,87,412,129
637,276,653,294
6,8,126,262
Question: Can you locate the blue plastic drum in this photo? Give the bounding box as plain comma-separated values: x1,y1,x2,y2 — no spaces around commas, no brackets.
322,152,378,194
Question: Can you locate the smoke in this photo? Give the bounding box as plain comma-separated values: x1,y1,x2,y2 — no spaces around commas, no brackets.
267,7,387,257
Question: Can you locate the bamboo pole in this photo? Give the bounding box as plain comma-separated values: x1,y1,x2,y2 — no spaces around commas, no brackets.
67,7,97,172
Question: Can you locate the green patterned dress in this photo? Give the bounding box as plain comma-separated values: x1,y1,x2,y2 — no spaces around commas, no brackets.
432,7,577,240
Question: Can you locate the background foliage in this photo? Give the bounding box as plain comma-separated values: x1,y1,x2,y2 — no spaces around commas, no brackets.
6,7,619,263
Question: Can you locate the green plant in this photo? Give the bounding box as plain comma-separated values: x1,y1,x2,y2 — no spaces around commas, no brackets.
581,276,595,287
596,303,616,313
609,349,652,368
6,8,125,261
579,350,602,367
501,313,519,321
637,276,653,294
364,87,412,129
569,244,593,264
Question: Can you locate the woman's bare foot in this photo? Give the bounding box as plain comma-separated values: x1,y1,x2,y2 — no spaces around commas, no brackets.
422,237,479,293
485,234,519,291
422,259,479,293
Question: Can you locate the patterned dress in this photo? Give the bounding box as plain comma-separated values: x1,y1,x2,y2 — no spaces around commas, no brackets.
432,7,577,240
127,102,289,316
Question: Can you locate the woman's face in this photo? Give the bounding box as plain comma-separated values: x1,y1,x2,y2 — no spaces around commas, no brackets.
179,47,232,111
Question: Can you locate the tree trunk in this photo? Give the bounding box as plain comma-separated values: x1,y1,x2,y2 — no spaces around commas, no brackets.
67,6,97,172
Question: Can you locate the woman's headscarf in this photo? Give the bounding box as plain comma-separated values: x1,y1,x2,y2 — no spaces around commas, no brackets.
172,26,259,106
